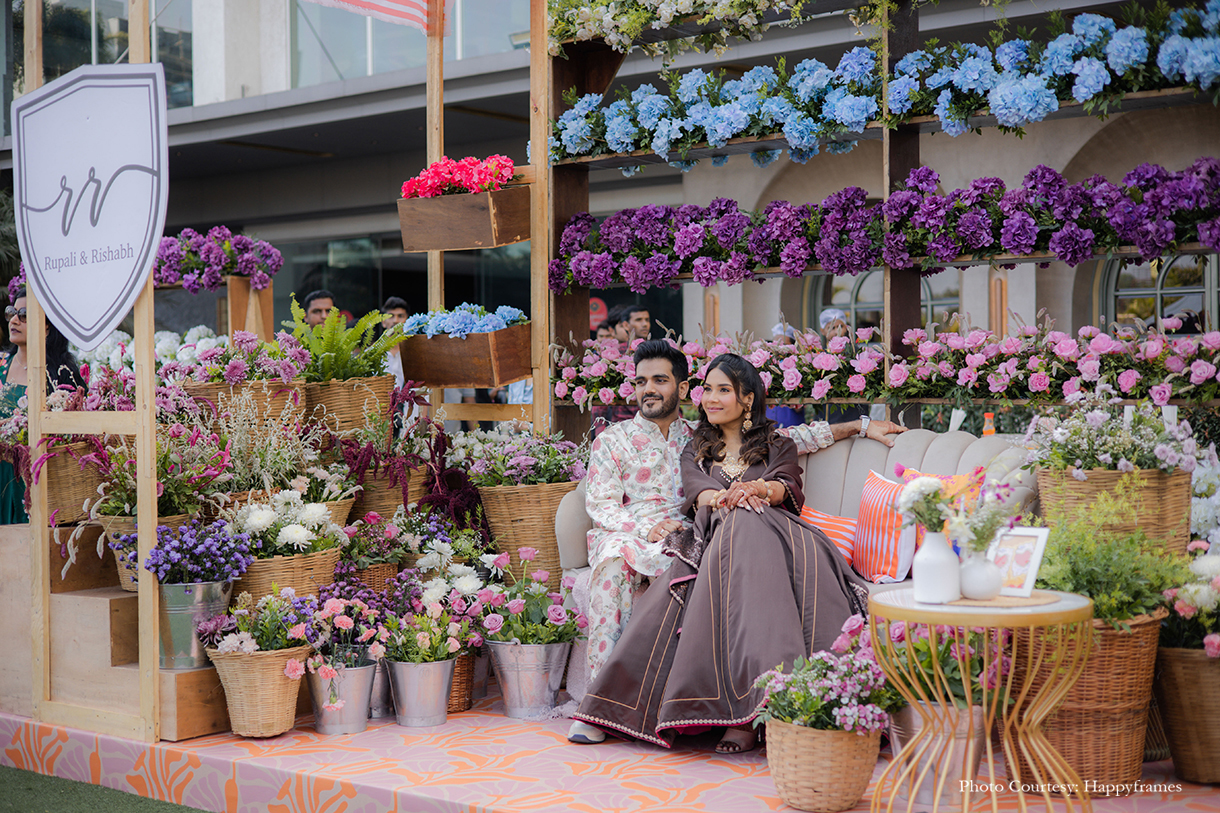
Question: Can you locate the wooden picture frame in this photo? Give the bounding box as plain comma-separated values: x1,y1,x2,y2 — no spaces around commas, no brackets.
987,527,1050,598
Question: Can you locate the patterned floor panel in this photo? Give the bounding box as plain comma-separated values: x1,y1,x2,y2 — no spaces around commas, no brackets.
2,693,1217,813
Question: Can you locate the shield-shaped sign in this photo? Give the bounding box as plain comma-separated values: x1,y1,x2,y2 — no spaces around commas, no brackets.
12,64,168,351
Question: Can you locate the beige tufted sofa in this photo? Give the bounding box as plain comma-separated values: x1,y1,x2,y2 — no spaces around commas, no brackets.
554,429,1036,702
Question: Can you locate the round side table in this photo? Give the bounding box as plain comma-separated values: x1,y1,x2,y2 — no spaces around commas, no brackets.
868,586,1094,813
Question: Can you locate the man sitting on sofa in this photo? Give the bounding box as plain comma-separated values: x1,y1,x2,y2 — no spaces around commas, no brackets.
569,339,905,743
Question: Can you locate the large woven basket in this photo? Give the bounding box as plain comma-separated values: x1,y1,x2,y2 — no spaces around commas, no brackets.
477,480,579,581
1145,694,1172,763
215,489,278,513
304,376,395,435
406,464,428,506
352,473,409,519
448,651,474,714
41,440,104,525
99,513,192,593
322,498,356,526
355,562,398,589
1154,647,1220,784
208,644,312,738
765,720,880,812
184,379,305,429
1014,610,1166,790
233,548,341,599
1037,468,1191,556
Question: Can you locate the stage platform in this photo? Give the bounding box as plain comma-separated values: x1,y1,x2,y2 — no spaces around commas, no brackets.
2,689,1218,813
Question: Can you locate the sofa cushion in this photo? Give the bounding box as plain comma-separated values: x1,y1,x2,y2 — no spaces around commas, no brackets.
798,506,856,564
853,471,917,583
555,483,592,571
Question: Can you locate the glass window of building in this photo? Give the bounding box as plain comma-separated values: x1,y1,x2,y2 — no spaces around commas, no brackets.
805,269,961,334
1102,254,1217,333
153,0,192,109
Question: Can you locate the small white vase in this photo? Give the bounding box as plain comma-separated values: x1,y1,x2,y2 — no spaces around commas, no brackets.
912,530,961,604
959,551,1003,600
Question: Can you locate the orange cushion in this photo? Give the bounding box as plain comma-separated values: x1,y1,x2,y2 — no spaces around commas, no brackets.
799,506,856,565
897,466,985,548
854,471,917,584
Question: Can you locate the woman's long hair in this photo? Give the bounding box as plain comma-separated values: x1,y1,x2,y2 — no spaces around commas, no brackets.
690,353,777,468
10,286,85,393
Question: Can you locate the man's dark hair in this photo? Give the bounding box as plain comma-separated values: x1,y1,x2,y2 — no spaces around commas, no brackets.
382,296,409,311
303,289,336,311
623,304,649,321
633,339,688,383
607,304,628,327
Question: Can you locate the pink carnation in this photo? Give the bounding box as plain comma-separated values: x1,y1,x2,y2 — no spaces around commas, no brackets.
288,623,307,639
318,664,338,680
1205,634,1220,659
1175,600,1198,619
334,615,354,630
283,659,305,680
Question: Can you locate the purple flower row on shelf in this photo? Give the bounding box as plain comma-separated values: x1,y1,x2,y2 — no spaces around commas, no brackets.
153,226,284,293
548,158,1220,294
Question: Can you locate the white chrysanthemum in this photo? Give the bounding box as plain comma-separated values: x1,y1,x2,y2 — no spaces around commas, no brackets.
274,489,303,509
107,347,124,370
420,583,447,606
276,523,313,552
243,507,277,534
1179,583,1220,613
1190,555,1220,579
448,562,476,579
453,573,483,595
415,552,442,572
298,502,329,527
896,477,944,513
183,325,216,344
217,631,259,654
431,540,454,559
479,552,502,572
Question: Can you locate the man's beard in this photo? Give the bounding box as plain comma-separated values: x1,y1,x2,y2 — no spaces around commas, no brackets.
639,390,679,419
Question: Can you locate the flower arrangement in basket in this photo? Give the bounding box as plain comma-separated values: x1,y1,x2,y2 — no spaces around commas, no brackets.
215,388,330,495
400,155,515,199
754,652,901,813
162,330,308,386
123,519,256,587
478,549,586,645
289,463,362,525
341,510,410,573
392,504,495,575
154,226,283,292
400,303,528,340
1162,545,1220,656
226,491,348,598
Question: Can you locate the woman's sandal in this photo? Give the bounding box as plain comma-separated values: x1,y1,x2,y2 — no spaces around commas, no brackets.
715,726,758,754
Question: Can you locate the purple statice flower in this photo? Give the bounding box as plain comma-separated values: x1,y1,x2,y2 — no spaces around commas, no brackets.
1000,211,1039,255
223,356,249,385
598,210,636,254
1048,222,1096,267
957,207,994,250
673,223,707,258
712,210,751,249
691,256,723,287
558,212,596,256
905,166,940,194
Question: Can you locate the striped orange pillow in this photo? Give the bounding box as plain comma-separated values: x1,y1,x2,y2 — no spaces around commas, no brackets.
798,506,856,565
853,470,917,584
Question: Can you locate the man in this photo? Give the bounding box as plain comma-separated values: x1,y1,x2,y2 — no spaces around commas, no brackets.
820,307,849,342
382,296,410,389
568,339,905,743
303,289,338,327
594,320,614,342
612,304,651,342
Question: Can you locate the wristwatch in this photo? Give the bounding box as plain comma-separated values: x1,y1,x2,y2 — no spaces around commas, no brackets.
858,416,871,438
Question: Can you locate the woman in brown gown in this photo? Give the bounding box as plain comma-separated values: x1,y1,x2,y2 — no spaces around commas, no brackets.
573,353,869,752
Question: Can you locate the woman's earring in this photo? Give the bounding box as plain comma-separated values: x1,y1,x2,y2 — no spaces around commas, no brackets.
743,416,753,431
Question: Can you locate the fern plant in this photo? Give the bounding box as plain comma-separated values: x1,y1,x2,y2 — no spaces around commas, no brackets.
285,296,406,382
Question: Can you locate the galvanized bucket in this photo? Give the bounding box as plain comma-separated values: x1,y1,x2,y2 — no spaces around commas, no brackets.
486,641,570,719
369,659,395,719
386,658,456,727
307,661,377,735
158,581,233,669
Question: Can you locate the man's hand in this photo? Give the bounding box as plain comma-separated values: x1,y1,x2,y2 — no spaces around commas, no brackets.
866,419,907,447
647,519,683,542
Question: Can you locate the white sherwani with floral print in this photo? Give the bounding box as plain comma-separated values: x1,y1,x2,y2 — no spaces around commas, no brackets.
583,414,835,677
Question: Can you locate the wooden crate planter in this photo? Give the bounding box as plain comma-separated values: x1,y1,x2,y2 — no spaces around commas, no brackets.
397,186,530,252
399,323,531,389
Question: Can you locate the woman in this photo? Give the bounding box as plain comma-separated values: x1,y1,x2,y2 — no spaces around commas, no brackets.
573,353,869,753
0,288,85,523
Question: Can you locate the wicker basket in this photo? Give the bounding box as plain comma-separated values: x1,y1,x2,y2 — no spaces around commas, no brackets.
406,464,428,506
233,548,341,599
1154,647,1220,784
208,644,312,738
1145,694,1172,763
1037,468,1191,556
477,481,579,581
99,513,192,593
1014,610,1166,790
304,376,395,435
765,720,880,812
448,651,474,714
216,489,278,512
41,440,104,525
184,379,305,429
322,498,356,526
352,473,408,519
355,562,398,589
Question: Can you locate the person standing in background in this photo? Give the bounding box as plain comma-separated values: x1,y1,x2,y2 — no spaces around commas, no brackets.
302,289,338,327
765,322,805,428
381,296,409,389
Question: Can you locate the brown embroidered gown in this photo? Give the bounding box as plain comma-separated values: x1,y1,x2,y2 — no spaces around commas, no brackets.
573,435,869,747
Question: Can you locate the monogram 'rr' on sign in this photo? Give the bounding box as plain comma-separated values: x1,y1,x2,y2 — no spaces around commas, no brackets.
11,64,168,351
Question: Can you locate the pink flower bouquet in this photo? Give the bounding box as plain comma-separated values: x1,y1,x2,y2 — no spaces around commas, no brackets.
477,548,586,645
400,155,515,199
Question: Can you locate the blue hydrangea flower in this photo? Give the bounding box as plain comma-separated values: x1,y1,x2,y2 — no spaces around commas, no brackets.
668,160,698,172
1158,34,1190,80
494,305,526,324
823,88,879,132
996,40,1032,72
826,139,857,155
934,88,970,136
559,116,594,155
1168,9,1193,34
926,65,955,89
1071,57,1111,102
895,50,932,76
834,46,876,84
635,92,670,130
403,313,429,335
685,100,714,132
604,100,638,153
953,54,999,93
782,110,820,149
706,102,750,147
677,69,710,105
791,59,833,104
1072,13,1117,46
887,75,920,115
760,95,797,127
738,65,778,94
750,149,782,168
1040,34,1084,77
651,118,685,156
988,73,1059,127
1106,27,1149,74
573,93,601,116
788,145,820,164
712,155,731,167
620,166,642,178
1204,0,1220,32
1184,37,1220,88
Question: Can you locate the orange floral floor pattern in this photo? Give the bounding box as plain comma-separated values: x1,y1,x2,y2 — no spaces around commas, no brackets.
2,692,1218,813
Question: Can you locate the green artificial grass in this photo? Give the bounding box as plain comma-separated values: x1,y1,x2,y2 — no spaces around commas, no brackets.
0,765,209,813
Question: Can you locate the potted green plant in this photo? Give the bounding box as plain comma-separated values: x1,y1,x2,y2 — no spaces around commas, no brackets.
754,651,901,813
1156,543,1220,784
286,296,407,435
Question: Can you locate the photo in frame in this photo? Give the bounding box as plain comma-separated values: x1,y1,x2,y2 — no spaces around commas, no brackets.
987,527,1050,598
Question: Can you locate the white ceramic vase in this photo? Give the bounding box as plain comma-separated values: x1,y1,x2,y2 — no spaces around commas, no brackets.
912,530,961,604
959,551,1003,600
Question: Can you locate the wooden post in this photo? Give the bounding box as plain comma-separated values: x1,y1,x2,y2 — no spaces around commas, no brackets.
426,0,446,421
529,0,551,432
22,0,41,92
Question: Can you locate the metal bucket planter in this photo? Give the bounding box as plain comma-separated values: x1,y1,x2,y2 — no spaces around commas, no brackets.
888,702,987,813
307,662,378,735
471,652,491,700
158,581,233,668
386,658,456,727
369,659,395,719
486,640,570,719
